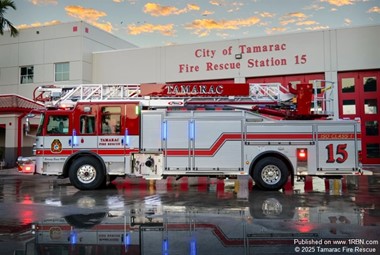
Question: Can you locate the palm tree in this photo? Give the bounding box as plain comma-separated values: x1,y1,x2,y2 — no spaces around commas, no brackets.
0,0,18,37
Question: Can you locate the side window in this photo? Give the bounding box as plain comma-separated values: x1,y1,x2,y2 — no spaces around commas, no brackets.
47,116,69,134
80,115,95,134
101,106,121,134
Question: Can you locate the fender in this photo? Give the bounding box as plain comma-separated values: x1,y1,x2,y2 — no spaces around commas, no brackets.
62,150,106,178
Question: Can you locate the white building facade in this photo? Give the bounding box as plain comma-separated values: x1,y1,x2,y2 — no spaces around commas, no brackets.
0,21,136,167
0,22,379,166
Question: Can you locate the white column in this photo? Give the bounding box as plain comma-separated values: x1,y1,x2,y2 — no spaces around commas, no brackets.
325,71,339,120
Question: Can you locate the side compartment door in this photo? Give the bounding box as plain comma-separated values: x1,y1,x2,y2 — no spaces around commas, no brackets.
193,119,243,171
164,118,190,171
317,123,359,170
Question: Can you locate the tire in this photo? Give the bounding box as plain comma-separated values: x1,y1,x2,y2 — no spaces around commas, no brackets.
252,157,289,191
65,212,106,229
69,157,105,190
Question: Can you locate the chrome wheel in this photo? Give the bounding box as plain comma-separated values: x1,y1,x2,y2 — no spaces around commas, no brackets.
261,164,281,185
69,157,105,190
77,164,97,184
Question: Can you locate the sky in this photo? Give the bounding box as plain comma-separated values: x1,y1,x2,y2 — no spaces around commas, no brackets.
4,0,380,48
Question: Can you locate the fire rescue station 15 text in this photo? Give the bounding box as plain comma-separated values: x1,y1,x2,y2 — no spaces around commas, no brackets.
178,43,308,73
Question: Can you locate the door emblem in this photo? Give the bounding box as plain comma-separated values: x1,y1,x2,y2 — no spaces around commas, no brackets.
51,139,63,153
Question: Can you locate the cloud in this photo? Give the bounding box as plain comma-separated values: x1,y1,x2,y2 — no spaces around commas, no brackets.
94,22,113,33
297,20,318,26
216,32,230,39
279,12,308,26
368,6,380,13
202,10,215,16
265,27,287,34
29,0,57,5
113,0,137,3
144,3,200,16
187,4,201,11
344,18,352,25
226,2,244,12
128,23,175,36
259,12,276,18
322,0,354,7
304,4,325,11
305,25,330,31
287,12,307,19
16,20,61,29
209,0,244,12
185,16,260,37
65,5,113,32
65,5,107,21
209,0,223,6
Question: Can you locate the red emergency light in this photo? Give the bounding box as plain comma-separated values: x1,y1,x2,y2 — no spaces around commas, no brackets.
297,148,308,161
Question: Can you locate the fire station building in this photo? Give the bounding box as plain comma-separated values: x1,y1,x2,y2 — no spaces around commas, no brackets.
0,21,379,167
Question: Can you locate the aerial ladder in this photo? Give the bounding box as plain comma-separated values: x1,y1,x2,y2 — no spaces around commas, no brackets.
33,81,334,119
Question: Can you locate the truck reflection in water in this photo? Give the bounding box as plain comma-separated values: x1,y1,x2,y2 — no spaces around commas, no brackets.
27,177,379,255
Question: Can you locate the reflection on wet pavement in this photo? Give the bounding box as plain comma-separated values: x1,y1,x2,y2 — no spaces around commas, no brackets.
0,173,379,254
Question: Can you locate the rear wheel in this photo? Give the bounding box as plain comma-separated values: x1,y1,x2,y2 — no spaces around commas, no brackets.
69,157,105,190
252,157,289,191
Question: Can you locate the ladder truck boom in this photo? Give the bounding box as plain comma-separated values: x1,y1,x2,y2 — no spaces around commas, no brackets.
33,81,334,119
33,82,293,108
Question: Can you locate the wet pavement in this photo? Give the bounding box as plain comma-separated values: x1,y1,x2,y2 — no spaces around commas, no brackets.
0,166,379,255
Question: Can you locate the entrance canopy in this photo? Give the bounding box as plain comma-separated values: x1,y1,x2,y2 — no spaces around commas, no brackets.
0,94,44,113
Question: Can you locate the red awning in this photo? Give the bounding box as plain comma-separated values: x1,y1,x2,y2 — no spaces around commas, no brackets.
0,94,44,113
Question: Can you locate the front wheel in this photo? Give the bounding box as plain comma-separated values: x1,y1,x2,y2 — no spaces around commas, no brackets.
252,157,289,191
69,157,105,190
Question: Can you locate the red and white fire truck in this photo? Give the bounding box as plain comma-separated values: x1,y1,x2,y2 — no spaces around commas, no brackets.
17,82,370,190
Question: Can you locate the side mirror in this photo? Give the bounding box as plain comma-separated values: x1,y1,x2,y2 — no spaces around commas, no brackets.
25,117,30,134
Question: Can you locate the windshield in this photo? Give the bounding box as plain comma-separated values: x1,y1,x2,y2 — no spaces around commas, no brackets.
36,113,45,136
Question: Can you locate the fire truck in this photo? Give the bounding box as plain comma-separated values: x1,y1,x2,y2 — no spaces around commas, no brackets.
17,81,370,191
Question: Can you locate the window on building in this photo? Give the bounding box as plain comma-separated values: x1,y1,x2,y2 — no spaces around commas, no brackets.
342,99,356,115
80,115,95,134
101,106,121,134
20,66,34,84
364,77,376,92
367,143,380,159
341,78,355,93
366,121,378,136
55,62,69,81
47,115,69,135
365,99,378,114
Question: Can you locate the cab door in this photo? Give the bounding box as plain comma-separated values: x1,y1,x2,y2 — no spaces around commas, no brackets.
98,104,125,175
123,103,140,174
41,112,72,175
